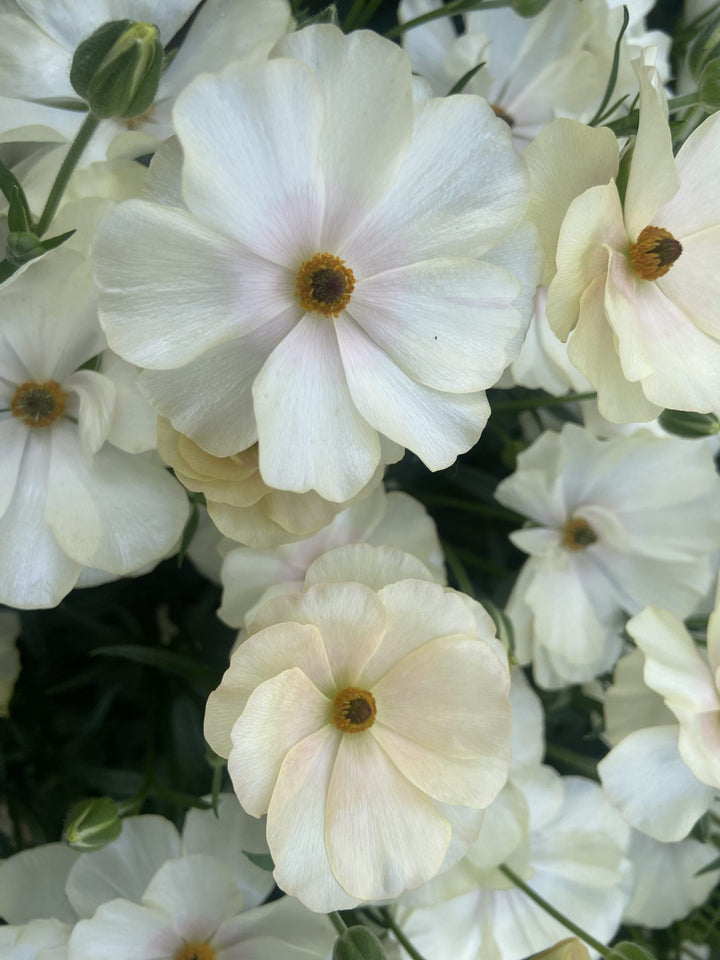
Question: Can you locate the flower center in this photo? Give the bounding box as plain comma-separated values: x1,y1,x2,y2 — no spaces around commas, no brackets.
562,516,598,551
491,103,515,127
10,380,67,428
174,944,216,960
331,686,376,733
629,225,682,280
296,253,355,317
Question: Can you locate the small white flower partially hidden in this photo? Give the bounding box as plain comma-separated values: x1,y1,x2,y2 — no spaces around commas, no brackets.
204,543,512,912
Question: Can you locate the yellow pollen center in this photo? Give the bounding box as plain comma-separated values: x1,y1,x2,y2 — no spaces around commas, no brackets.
629,225,682,280
491,103,515,128
296,253,355,317
10,380,67,428
174,943,216,960
331,686,376,733
562,516,598,551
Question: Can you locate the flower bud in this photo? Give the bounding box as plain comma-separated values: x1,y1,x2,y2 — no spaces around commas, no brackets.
332,926,386,960
659,408,720,438
510,0,552,16
689,13,720,81
63,796,122,851
70,19,163,120
698,57,720,112
5,231,45,267
530,938,591,960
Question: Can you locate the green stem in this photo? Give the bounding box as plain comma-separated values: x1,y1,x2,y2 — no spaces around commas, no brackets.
544,743,600,780
344,0,369,30
36,111,100,236
605,92,701,136
499,864,610,956
378,907,429,960
329,911,347,935
384,0,506,39
442,541,476,597
491,391,597,413
421,493,523,523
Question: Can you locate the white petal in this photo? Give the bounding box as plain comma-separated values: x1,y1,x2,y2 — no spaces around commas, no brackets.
0,844,79,924
175,59,324,263
655,227,720,341
96,200,294,368
598,725,715,841
336,315,489,471
254,314,381,501
342,94,528,275
64,370,116,457
368,490,445,584
326,732,451,900
267,724,358,911
229,668,330,816
658,109,720,237
0,13,73,98
275,25,414,250
349,258,521,392
68,899,176,960
304,542,434,591
0,418,28,520
45,422,189,573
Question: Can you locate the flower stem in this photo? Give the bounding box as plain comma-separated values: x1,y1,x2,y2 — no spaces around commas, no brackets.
35,111,100,236
491,391,597,413
544,743,600,780
384,0,507,39
499,864,610,956
421,494,523,523
378,907,429,960
329,911,347,935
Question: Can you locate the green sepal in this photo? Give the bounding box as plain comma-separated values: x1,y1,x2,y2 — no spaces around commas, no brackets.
659,408,720,438
63,796,122,851
7,184,31,233
333,926,386,960
0,158,32,224
6,229,75,267
698,57,720,112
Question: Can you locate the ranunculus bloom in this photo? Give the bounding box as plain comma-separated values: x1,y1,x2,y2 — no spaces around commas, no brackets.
204,544,512,911
95,24,538,503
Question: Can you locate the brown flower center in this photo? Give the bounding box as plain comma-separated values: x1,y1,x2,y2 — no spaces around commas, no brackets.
174,944,216,960
629,225,682,280
331,686,376,733
562,516,598,551
491,103,515,127
10,380,67,428
296,253,355,317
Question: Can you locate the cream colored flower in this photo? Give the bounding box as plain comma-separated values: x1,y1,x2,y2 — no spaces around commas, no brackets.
204,544,511,911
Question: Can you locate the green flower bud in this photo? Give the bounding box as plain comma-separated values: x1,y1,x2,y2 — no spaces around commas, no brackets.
510,0,552,17
698,57,720,112
689,13,720,81
659,408,720,438
70,19,163,120
332,926,386,960
63,796,122,851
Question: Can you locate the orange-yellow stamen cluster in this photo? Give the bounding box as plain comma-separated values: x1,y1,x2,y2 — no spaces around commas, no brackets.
562,516,598,551
174,943,216,960
295,253,355,317
10,380,67,428
331,686,377,733
629,225,682,281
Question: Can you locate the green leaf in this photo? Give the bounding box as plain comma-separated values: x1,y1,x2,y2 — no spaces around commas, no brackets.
333,926,386,960
91,644,216,684
695,854,720,876
589,5,630,126
447,61,486,95
243,850,275,871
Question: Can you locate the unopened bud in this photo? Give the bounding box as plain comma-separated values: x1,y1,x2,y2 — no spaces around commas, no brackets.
531,938,591,960
63,796,122,851
659,408,720,438
333,926,386,960
71,19,163,119
698,57,720,112
689,13,720,80
510,0,552,16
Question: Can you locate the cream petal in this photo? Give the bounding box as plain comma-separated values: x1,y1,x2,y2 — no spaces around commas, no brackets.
254,314,381,502
657,109,720,237
68,898,177,960
326,732,451,900
267,724,358,911
174,59,324,264
359,579,476,686
64,370,116,458
368,490,445,584
654,226,720,341
349,258,522,392
336,315,490,471
598,725,715,841
373,634,510,760
96,201,294,368
304,542,434,591
45,423,188,573
275,25,414,251
341,94,528,275
219,549,296,628
228,668,331,816
140,306,298,457
204,622,334,758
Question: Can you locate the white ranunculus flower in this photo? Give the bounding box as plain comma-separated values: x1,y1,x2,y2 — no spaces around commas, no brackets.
95,24,539,503
218,485,445,628
395,769,631,960
0,249,189,608
0,0,293,163
496,424,720,688
204,543,512,911
0,918,70,960
547,52,720,419
0,608,21,715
